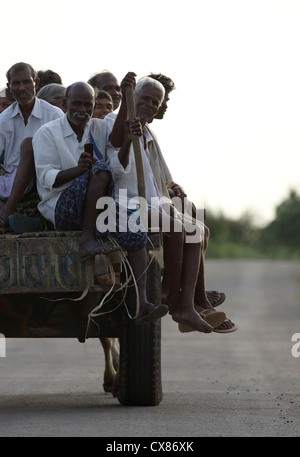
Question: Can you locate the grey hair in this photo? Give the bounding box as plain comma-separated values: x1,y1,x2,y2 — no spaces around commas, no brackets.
37,83,66,103
134,77,165,103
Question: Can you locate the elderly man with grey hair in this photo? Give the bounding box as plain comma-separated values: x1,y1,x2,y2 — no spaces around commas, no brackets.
33,79,168,323
144,74,237,333
103,76,228,334
37,83,66,112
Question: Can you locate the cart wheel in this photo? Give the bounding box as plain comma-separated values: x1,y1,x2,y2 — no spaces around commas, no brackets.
117,255,163,406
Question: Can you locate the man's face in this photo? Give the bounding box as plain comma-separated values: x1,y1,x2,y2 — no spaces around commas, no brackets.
94,74,121,111
66,84,95,128
135,86,163,124
7,67,38,106
154,92,169,120
93,97,113,119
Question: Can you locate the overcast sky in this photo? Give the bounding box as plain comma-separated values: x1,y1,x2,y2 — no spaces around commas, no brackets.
2,0,300,226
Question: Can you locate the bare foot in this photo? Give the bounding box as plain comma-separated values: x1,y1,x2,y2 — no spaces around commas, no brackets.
172,308,213,333
79,236,102,257
79,237,120,259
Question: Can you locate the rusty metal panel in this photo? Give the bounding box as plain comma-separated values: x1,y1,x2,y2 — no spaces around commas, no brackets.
0,231,95,294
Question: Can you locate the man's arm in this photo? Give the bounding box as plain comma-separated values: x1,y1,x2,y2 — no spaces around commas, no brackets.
33,127,94,191
53,152,94,188
118,118,142,168
109,72,136,148
105,118,142,177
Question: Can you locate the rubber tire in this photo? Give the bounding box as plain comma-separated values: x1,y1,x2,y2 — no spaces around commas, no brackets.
117,255,163,406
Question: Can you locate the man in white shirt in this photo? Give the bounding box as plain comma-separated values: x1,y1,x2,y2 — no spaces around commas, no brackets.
88,70,121,112
147,73,237,334
33,80,168,323
0,62,64,232
104,77,218,334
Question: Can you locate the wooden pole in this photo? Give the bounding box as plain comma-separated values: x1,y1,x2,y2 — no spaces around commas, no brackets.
124,85,147,226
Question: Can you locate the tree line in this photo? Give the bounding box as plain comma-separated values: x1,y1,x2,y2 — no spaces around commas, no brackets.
205,189,300,259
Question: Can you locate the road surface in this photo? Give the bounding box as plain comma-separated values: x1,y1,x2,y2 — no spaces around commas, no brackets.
0,259,299,437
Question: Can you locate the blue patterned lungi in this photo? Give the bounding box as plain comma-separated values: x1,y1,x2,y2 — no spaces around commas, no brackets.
54,161,147,251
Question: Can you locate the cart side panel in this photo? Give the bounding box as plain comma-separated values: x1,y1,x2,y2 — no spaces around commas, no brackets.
0,232,95,294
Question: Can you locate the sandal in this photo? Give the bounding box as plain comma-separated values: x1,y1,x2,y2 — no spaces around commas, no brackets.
206,290,226,307
136,303,169,324
213,320,238,333
178,309,226,333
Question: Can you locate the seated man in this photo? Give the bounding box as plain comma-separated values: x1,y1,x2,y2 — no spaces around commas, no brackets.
93,90,114,119
88,70,121,112
147,73,237,334
147,73,237,333
0,87,14,114
104,77,220,334
32,80,168,323
37,69,63,90
37,83,67,113
0,62,64,233
88,70,129,149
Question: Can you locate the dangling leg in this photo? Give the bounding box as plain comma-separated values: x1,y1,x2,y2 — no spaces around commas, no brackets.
99,337,116,393
126,247,169,323
152,207,212,333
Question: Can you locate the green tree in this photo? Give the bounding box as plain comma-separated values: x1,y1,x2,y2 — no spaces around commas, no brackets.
205,209,260,258
259,189,300,251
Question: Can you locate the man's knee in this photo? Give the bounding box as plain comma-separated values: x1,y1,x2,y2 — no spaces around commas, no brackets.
99,170,111,186
91,163,111,188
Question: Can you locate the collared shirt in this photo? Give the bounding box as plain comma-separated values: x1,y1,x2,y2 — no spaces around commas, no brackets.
0,98,63,173
32,114,116,224
145,124,173,200
105,126,162,209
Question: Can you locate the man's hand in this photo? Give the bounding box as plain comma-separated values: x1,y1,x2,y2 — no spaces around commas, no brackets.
110,72,137,148
77,152,95,174
120,72,137,95
53,152,96,188
168,182,187,200
128,117,142,137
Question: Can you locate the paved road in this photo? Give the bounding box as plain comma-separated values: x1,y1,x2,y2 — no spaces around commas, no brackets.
0,260,299,437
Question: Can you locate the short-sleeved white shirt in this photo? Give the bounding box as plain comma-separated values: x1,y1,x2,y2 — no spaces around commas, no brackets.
0,98,63,173
33,115,115,224
105,126,161,209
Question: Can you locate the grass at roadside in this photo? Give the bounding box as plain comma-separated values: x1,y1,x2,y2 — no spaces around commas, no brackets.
206,240,300,260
